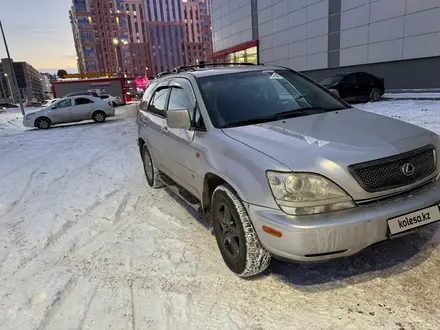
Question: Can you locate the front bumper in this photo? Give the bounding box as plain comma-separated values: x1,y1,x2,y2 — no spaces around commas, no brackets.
248,180,440,262
22,117,35,128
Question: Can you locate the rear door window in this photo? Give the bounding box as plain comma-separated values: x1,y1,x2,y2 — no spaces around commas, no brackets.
74,97,93,105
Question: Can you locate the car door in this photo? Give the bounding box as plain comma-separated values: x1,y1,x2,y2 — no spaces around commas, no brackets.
160,78,204,197
138,81,170,171
49,98,73,124
339,73,359,102
72,97,95,121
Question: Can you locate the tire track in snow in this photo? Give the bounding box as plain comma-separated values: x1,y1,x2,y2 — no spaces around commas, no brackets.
36,275,77,330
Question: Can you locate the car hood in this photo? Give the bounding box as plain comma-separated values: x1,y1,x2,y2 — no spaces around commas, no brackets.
222,108,438,179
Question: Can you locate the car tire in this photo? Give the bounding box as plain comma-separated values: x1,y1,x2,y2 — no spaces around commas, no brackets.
92,111,106,123
142,144,165,188
35,117,51,129
211,184,271,278
370,88,381,102
111,101,117,107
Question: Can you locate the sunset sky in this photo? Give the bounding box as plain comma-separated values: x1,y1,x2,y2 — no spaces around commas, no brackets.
0,0,77,73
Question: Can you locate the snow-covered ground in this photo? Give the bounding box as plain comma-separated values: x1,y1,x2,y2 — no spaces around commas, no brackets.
1,101,440,329
383,92,440,100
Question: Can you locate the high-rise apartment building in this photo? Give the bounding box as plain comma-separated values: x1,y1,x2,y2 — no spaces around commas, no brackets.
143,0,187,75
71,0,213,78
184,1,203,65
199,0,213,58
183,0,213,65
0,59,44,101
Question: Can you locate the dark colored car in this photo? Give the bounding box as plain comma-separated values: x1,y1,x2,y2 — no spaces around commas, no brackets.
64,91,100,98
319,72,385,103
0,103,19,109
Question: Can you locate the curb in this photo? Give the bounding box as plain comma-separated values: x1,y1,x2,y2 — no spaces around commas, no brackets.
382,97,440,101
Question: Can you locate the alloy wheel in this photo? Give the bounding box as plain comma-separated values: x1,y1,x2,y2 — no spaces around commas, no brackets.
216,202,240,260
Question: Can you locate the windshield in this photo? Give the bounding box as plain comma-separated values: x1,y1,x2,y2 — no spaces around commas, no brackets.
197,70,350,128
319,75,344,86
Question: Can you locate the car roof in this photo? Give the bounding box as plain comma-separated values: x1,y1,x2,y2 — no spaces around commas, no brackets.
154,64,290,80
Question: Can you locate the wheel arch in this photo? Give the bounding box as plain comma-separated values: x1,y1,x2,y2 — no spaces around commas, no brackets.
201,172,245,210
138,137,145,155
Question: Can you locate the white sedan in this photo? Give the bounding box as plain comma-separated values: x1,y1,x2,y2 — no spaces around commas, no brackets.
23,96,115,129
98,94,124,107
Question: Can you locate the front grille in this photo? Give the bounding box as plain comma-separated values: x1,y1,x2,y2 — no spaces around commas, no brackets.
348,145,437,193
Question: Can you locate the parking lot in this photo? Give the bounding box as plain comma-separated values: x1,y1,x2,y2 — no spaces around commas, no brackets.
0,101,439,330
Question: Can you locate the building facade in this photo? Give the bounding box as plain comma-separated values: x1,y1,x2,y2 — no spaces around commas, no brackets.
183,0,213,65
71,0,213,78
0,59,44,102
210,0,440,89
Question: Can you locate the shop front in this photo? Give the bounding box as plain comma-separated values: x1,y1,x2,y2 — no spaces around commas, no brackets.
210,40,259,65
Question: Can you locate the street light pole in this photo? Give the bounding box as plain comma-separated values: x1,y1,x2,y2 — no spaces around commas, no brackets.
0,20,25,115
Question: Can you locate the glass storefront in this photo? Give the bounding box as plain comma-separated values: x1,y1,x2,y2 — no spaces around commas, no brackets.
225,46,258,64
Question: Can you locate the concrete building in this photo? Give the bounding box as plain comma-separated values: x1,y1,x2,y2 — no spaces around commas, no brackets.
0,65,12,102
0,59,44,102
210,0,440,89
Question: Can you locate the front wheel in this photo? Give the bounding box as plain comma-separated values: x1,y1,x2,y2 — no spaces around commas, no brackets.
36,117,51,129
370,88,381,102
211,184,271,277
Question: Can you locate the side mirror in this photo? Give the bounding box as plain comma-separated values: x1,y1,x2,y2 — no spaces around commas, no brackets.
328,89,340,97
51,105,57,109
167,108,191,129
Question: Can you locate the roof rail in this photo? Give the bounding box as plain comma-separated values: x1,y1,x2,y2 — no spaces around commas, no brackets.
154,71,172,79
172,62,257,73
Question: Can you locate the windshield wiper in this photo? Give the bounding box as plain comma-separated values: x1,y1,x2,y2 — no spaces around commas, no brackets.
275,106,346,117
221,114,307,128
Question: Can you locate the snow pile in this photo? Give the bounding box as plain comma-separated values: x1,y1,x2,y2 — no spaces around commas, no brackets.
0,108,26,136
356,99,440,134
383,92,440,100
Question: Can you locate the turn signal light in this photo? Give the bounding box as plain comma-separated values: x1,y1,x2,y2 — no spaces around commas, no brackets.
262,226,282,238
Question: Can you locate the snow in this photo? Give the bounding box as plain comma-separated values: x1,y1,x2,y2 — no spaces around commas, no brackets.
0,102,440,329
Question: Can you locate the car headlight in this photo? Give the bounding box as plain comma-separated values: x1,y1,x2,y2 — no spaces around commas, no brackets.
266,171,356,215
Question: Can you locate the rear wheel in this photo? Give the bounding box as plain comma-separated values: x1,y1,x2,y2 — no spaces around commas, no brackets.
111,101,117,107
142,144,164,188
211,184,271,277
36,117,51,129
92,111,106,123
370,88,381,102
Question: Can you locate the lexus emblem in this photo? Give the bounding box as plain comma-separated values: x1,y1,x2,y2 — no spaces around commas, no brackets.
401,163,415,176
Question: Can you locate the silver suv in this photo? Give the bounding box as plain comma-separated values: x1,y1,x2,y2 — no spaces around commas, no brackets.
136,64,440,277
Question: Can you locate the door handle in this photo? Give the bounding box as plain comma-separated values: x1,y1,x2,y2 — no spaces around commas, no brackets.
160,126,169,134
354,86,359,89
